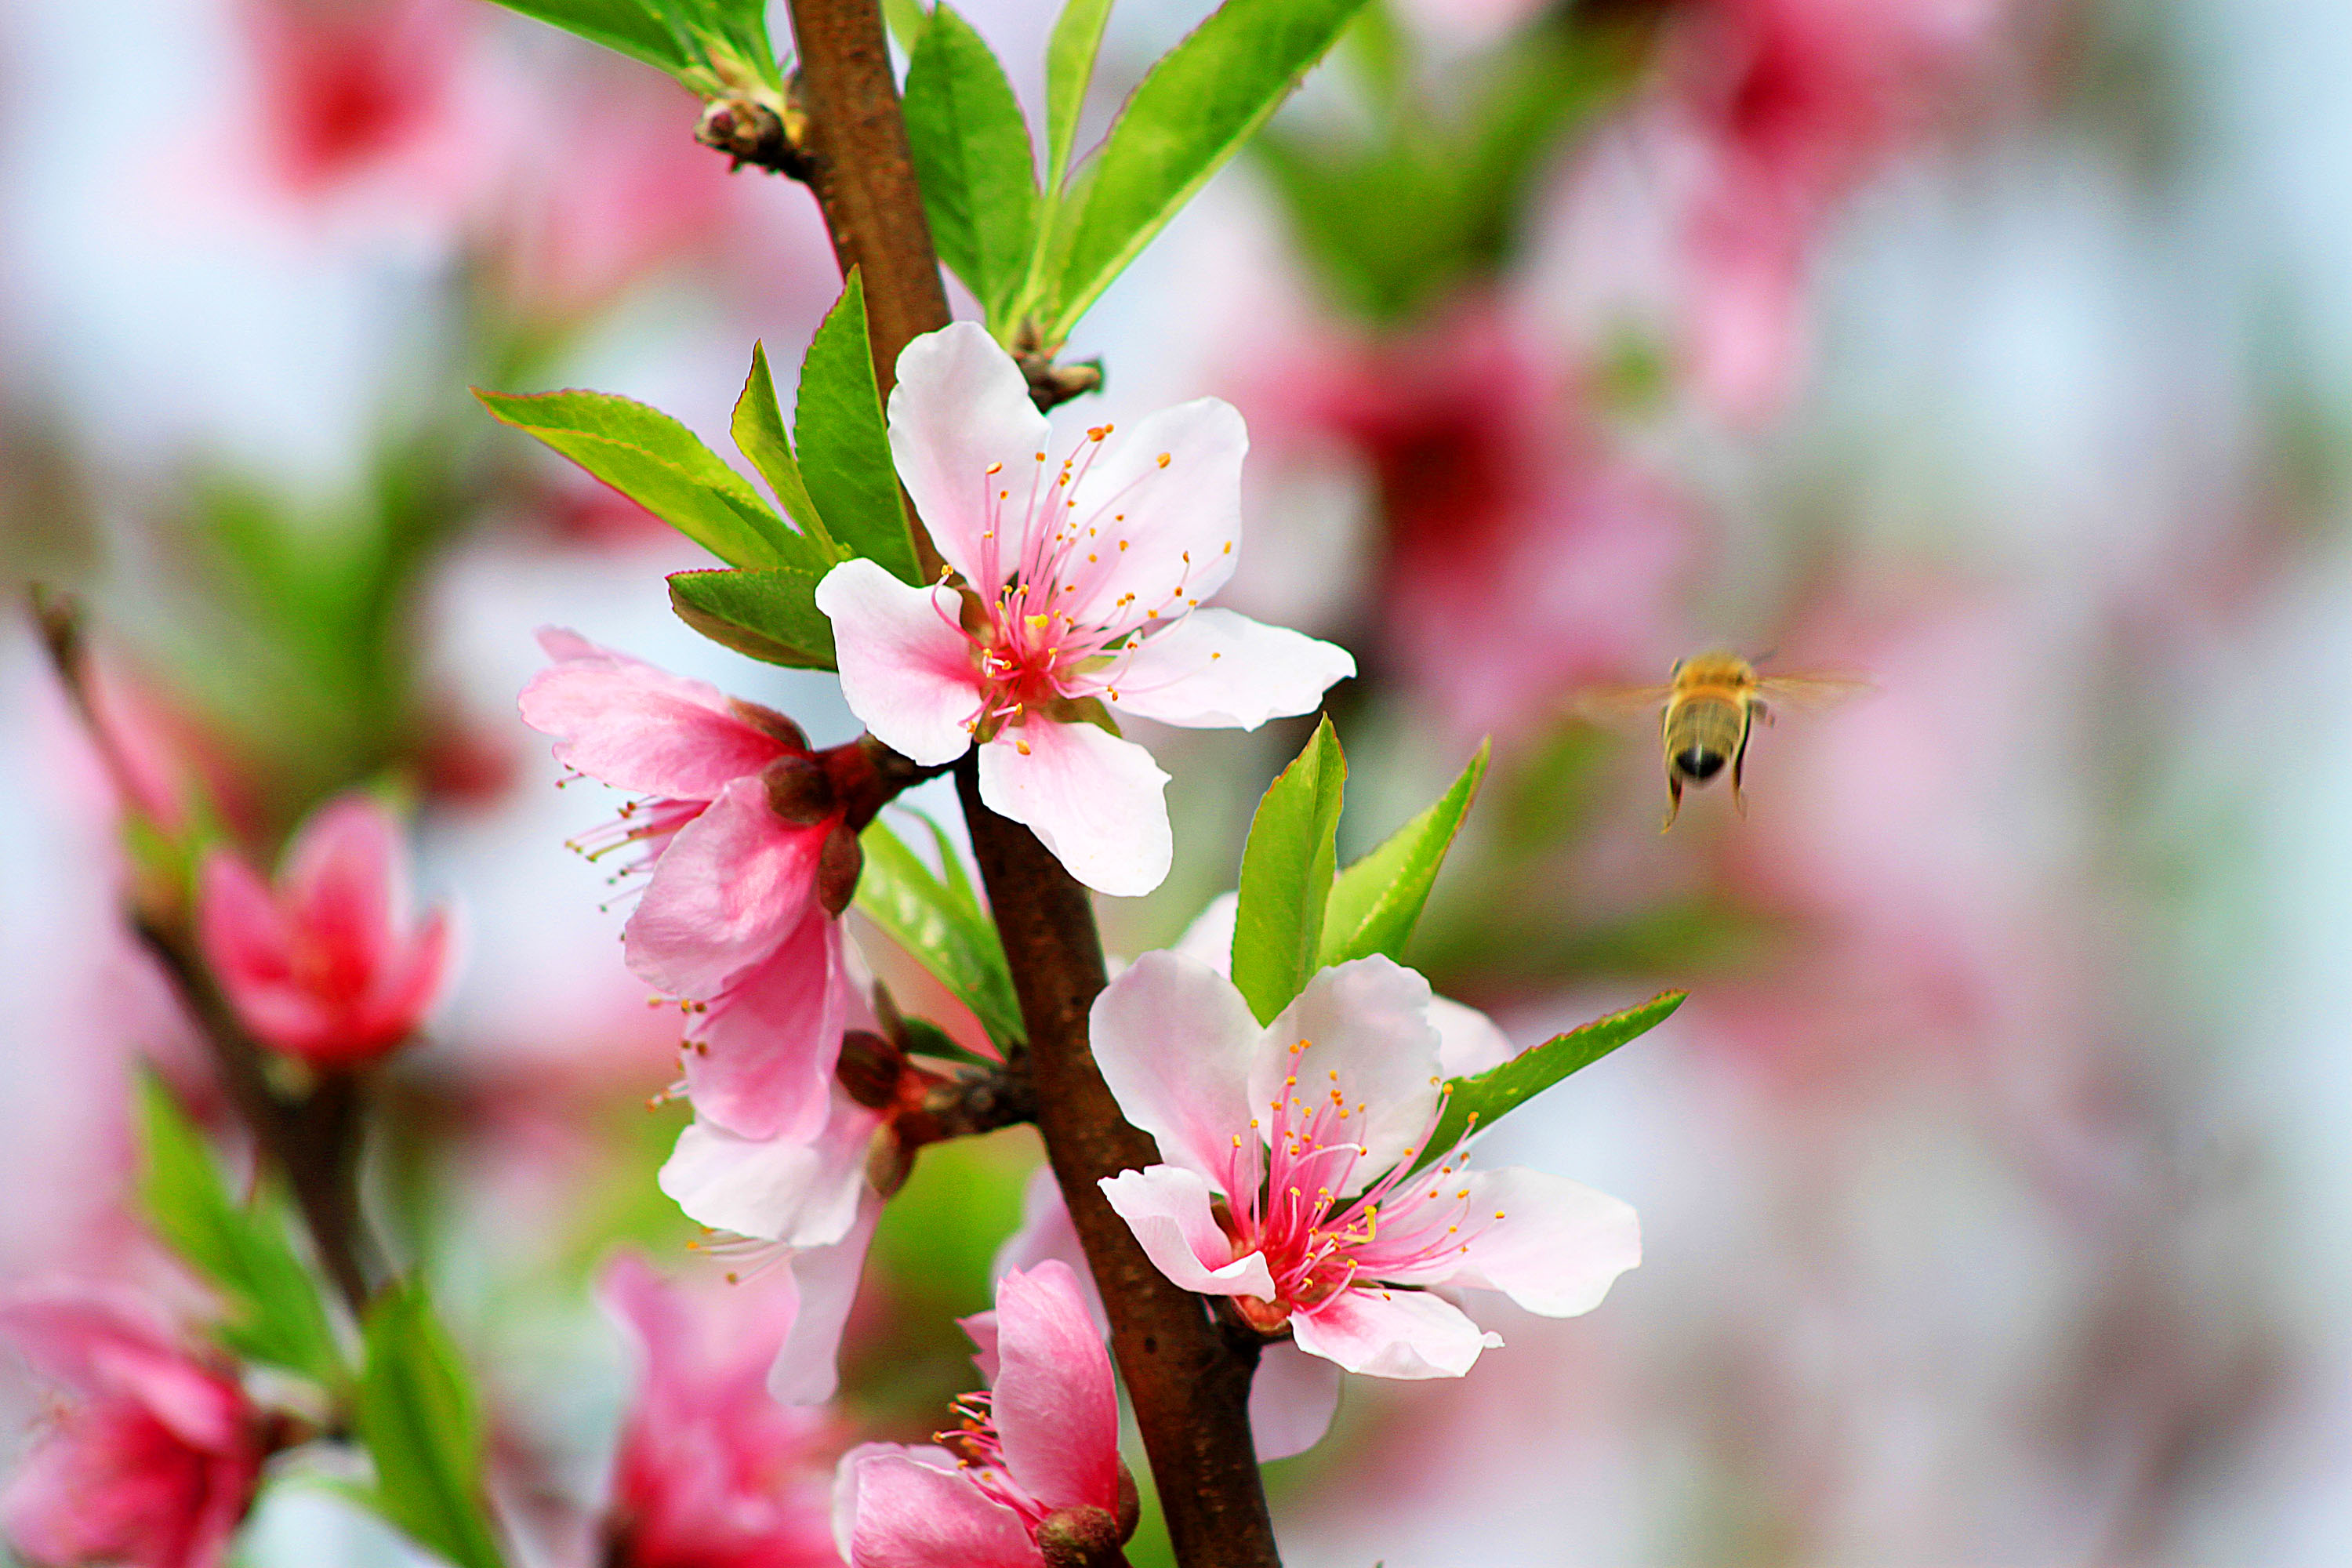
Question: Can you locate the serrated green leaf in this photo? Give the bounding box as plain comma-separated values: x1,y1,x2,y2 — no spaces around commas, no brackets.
475,389,827,572
857,816,1024,1047
731,343,837,554
1047,0,1370,339
1320,739,1488,967
1232,717,1347,1025
904,5,1040,325
1044,0,1115,195
667,567,837,669
356,1285,506,1568
484,0,783,98
795,274,922,585
1418,991,1683,1168
135,1076,346,1391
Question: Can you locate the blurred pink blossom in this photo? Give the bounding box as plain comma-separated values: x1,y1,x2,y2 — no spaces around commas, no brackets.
234,0,480,197
599,1253,843,1568
0,1287,264,1568
197,790,452,1067
834,1261,1127,1568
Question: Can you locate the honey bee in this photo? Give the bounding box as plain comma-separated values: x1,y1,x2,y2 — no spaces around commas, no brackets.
1584,652,1869,830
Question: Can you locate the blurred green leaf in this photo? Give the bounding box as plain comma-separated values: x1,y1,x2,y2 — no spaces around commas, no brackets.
1044,0,1115,195
1321,739,1488,967
1047,0,1370,342
1418,991,1683,1168
905,5,1040,326
884,0,931,53
857,815,1025,1046
795,274,923,585
135,1075,347,1391
483,0,783,99
355,1284,506,1568
1232,717,1347,1025
475,388,829,572
730,342,838,554
667,566,837,669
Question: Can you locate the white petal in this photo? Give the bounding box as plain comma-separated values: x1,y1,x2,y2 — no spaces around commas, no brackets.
887,323,1052,588
1288,1287,1496,1380
769,1192,883,1405
1399,1167,1640,1316
1431,996,1517,1078
1091,951,1259,1182
1060,398,1247,630
656,1096,873,1247
816,559,980,767
1256,957,1447,1188
1108,609,1354,731
1098,1167,1276,1299
1172,891,1238,977
1249,1340,1342,1461
976,719,1171,897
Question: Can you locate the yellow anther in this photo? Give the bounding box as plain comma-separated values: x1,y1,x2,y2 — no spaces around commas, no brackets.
1156,452,1171,468
987,462,1004,474
1016,740,1032,755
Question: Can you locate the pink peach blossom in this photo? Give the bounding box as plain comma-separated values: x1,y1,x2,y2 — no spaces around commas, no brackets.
236,0,478,198
1094,953,1639,1379
817,325,1355,896
519,630,853,1142
834,1261,1127,1568
197,790,452,1068
0,1287,264,1568
599,1254,843,1568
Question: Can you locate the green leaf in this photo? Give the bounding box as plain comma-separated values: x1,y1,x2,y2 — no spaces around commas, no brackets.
795,274,923,585
1044,0,1116,195
135,1076,346,1390
884,0,931,53
484,0,783,100
904,5,1040,324
856,815,1025,1047
1418,991,1684,1168
475,388,827,572
481,0,690,77
1231,717,1347,1025
667,566,836,669
1320,739,1488,967
730,342,837,553
1047,0,1370,340
356,1285,506,1568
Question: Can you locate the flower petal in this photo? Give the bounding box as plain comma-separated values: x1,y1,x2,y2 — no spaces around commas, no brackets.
1255,957,1447,1189
1430,996,1516,1078
1171,891,1238,976
844,1447,1037,1568
1062,397,1247,630
887,323,1053,590
993,1261,1120,1512
674,902,848,1143
1107,610,1354,731
977,719,1171,897
656,1087,875,1247
519,628,788,799
1098,1167,1276,1299
770,1192,884,1406
1249,1339,1343,1461
279,794,405,966
1288,1286,1497,1380
1091,951,1259,1183
1392,1167,1640,1316
624,777,823,999
817,560,982,768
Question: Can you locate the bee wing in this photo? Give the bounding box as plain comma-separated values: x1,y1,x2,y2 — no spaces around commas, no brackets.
1570,682,1677,727
1751,672,1873,710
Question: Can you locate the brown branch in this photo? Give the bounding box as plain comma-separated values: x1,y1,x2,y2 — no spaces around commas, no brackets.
775,3,1281,1558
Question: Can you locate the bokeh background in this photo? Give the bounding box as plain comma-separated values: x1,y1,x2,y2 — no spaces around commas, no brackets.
5,0,2351,1562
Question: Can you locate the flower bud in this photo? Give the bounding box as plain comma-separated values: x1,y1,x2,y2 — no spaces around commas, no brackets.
816,819,863,915
835,1029,903,1110
761,753,836,825
1036,1504,1125,1568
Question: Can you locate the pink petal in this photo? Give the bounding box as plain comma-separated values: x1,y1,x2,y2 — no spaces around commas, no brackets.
196,851,317,1048
976,719,1171,898
844,1448,1036,1568
1390,1167,1639,1316
816,560,985,768
1249,1340,1342,1461
1060,397,1248,630
1107,609,1354,731
958,1308,1001,1385
352,905,453,1058
675,905,849,1142
992,1261,1120,1512
625,776,825,999
1288,1286,1496,1379
993,1167,1097,1329
1098,1167,1276,1299
1171,891,1238,975
885,323,1052,590
1091,951,1259,1182
1254,958,1447,1189
834,1441,949,1560
1430,996,1515,1078
657,1087,877,1247
519,628,789,799
279,794,405,967
769,1192,884,1406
